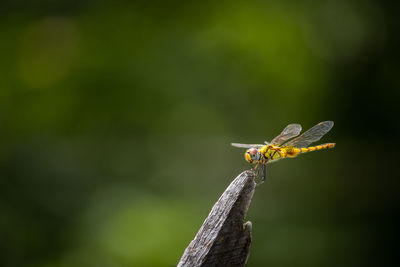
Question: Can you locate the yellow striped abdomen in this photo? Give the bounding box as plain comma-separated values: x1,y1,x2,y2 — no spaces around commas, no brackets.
283,143,335,158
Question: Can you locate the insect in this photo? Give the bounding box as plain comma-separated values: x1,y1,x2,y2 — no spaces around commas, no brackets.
231,121,335,184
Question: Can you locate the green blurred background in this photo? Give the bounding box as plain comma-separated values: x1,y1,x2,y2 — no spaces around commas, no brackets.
1,0,399,266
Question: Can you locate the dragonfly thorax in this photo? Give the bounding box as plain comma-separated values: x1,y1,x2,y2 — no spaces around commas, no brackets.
245,148,261,164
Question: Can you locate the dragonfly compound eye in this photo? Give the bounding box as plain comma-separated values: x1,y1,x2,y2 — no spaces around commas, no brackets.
248,148,258,156
245,148,259,163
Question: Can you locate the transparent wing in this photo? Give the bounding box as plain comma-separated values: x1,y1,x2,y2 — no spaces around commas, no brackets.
283,121,334,148
270,123,302,145
231,143,264,149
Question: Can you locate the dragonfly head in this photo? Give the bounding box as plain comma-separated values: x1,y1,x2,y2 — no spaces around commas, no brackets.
245,148,261,164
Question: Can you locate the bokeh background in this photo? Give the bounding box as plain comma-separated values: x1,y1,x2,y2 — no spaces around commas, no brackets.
1,0,399,266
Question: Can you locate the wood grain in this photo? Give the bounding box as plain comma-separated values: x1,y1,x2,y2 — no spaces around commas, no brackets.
178,170,256,267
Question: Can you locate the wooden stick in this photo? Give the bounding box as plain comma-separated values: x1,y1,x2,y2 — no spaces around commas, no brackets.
178,170,256,267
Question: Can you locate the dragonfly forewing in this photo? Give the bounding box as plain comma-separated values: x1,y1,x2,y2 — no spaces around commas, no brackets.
231,143,264,149
270,123,302,145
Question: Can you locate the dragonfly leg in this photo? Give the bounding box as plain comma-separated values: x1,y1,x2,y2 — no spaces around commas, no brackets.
253,162,259,170
257,163,267,185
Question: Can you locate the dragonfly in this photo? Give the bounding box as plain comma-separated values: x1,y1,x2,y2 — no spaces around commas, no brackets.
231,121,335,184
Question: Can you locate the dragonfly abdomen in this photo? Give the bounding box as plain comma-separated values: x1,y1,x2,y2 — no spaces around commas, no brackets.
284,143,335,158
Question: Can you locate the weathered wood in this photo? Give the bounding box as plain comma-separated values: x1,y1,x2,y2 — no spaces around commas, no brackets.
178,170,256,267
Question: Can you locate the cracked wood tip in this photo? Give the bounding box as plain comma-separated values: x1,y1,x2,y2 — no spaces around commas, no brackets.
178,170,256,267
